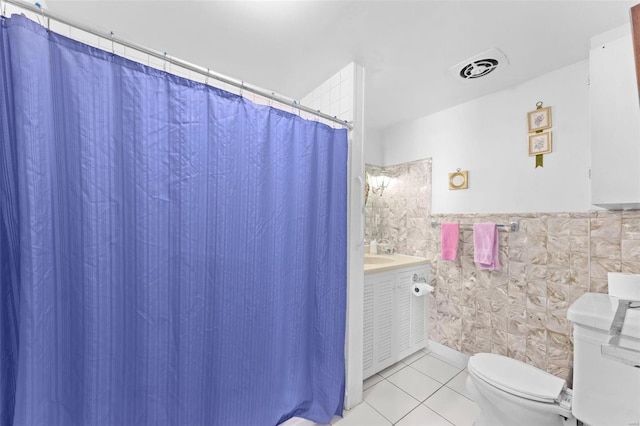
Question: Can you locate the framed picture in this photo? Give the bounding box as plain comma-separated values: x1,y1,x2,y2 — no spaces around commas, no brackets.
528,131,552,156
448,170,468,190
632,4,640,94
527,106,552,132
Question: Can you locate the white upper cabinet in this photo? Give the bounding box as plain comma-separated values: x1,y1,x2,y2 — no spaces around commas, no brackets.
590,25,640,209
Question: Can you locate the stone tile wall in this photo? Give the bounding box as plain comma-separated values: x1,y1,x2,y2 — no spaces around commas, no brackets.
365,159,431,256
365,161,640,384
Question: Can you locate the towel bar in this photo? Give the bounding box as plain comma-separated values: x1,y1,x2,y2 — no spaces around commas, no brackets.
430,221,519,232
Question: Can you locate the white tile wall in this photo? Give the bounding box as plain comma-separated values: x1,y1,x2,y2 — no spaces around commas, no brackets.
301,62,355,128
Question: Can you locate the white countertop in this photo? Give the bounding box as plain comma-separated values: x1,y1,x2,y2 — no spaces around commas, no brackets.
364,254,429,275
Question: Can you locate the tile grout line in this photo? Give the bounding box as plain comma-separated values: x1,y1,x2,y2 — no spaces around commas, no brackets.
443,384,475,404
369,362,465,425
377,369,459,426
388,377,455,426
385,373,429,403
441,369,477,404
396,362,452,392
362,399,393,425
360,350,471,426
407,356,464,387
365,373,421,424
391,399,454,426
377,371,441,425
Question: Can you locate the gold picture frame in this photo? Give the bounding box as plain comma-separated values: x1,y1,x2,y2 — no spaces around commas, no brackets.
528,131,552,156
527,106,552,132
449,170,468,190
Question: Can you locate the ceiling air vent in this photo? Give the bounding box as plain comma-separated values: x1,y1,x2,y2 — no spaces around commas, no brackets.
459,58,499,79
450,48,509,81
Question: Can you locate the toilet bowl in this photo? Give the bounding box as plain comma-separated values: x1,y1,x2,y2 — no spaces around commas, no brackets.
468,293,640,425
466,353,575,426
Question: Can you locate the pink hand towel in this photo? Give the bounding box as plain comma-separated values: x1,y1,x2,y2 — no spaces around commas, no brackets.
441,223,459,261
473,223,500,270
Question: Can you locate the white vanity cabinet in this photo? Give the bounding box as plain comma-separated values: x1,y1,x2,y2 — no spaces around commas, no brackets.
590,25,640,209
363,264,430,379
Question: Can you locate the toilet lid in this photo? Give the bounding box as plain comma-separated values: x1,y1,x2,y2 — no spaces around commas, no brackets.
468,353,566,403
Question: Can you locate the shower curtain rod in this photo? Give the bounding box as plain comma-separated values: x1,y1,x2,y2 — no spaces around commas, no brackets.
1,0,353,130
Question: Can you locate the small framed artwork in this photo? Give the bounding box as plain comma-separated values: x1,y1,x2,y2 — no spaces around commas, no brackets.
527,106,552,132
528,131,552,156
448,169,468,190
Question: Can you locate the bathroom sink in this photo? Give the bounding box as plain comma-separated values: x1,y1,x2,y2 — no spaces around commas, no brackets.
364,255,395,265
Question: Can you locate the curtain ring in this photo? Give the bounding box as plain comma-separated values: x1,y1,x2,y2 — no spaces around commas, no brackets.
34,2,46,28
34,2,41,25
205,68,209,86
37,3,49,30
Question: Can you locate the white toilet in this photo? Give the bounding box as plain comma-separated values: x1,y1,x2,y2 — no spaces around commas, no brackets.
466,292,640,426
466,353,574,426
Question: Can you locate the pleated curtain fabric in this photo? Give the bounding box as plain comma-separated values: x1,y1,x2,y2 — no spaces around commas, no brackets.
0,15,348,426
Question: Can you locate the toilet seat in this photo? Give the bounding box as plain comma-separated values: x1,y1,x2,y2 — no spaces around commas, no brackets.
468,353,566,403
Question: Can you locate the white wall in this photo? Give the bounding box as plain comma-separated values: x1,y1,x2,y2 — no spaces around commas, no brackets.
379,60,592,214
364,129,384,166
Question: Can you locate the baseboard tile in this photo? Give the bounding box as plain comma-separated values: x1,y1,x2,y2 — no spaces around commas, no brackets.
426,340,469,369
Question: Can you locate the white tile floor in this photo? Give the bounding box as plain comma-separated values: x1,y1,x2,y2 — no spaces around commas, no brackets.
332,350,480,426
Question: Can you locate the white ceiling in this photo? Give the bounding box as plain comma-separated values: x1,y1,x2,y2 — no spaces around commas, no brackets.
43,1,638,131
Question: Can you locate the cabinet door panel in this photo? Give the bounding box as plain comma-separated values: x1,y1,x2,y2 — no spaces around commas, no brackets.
411,268,429,348
411,290,427,347
375,276,395,367
395,271,414,359
363,277,375,376
590,31,640,208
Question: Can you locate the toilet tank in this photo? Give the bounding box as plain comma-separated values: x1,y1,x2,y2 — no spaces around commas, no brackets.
567,293,640,426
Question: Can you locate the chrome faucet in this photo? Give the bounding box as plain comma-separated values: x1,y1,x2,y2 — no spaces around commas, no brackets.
376,239,394,254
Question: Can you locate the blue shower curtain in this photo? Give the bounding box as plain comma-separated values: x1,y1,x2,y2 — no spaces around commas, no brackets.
0,15,347,426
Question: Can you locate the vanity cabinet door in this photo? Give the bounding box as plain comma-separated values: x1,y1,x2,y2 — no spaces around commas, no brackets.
363,276,375,377
374,274,396,371
395,271,414,360
396,267,429,360
410,270,429,349
363,271,395,378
